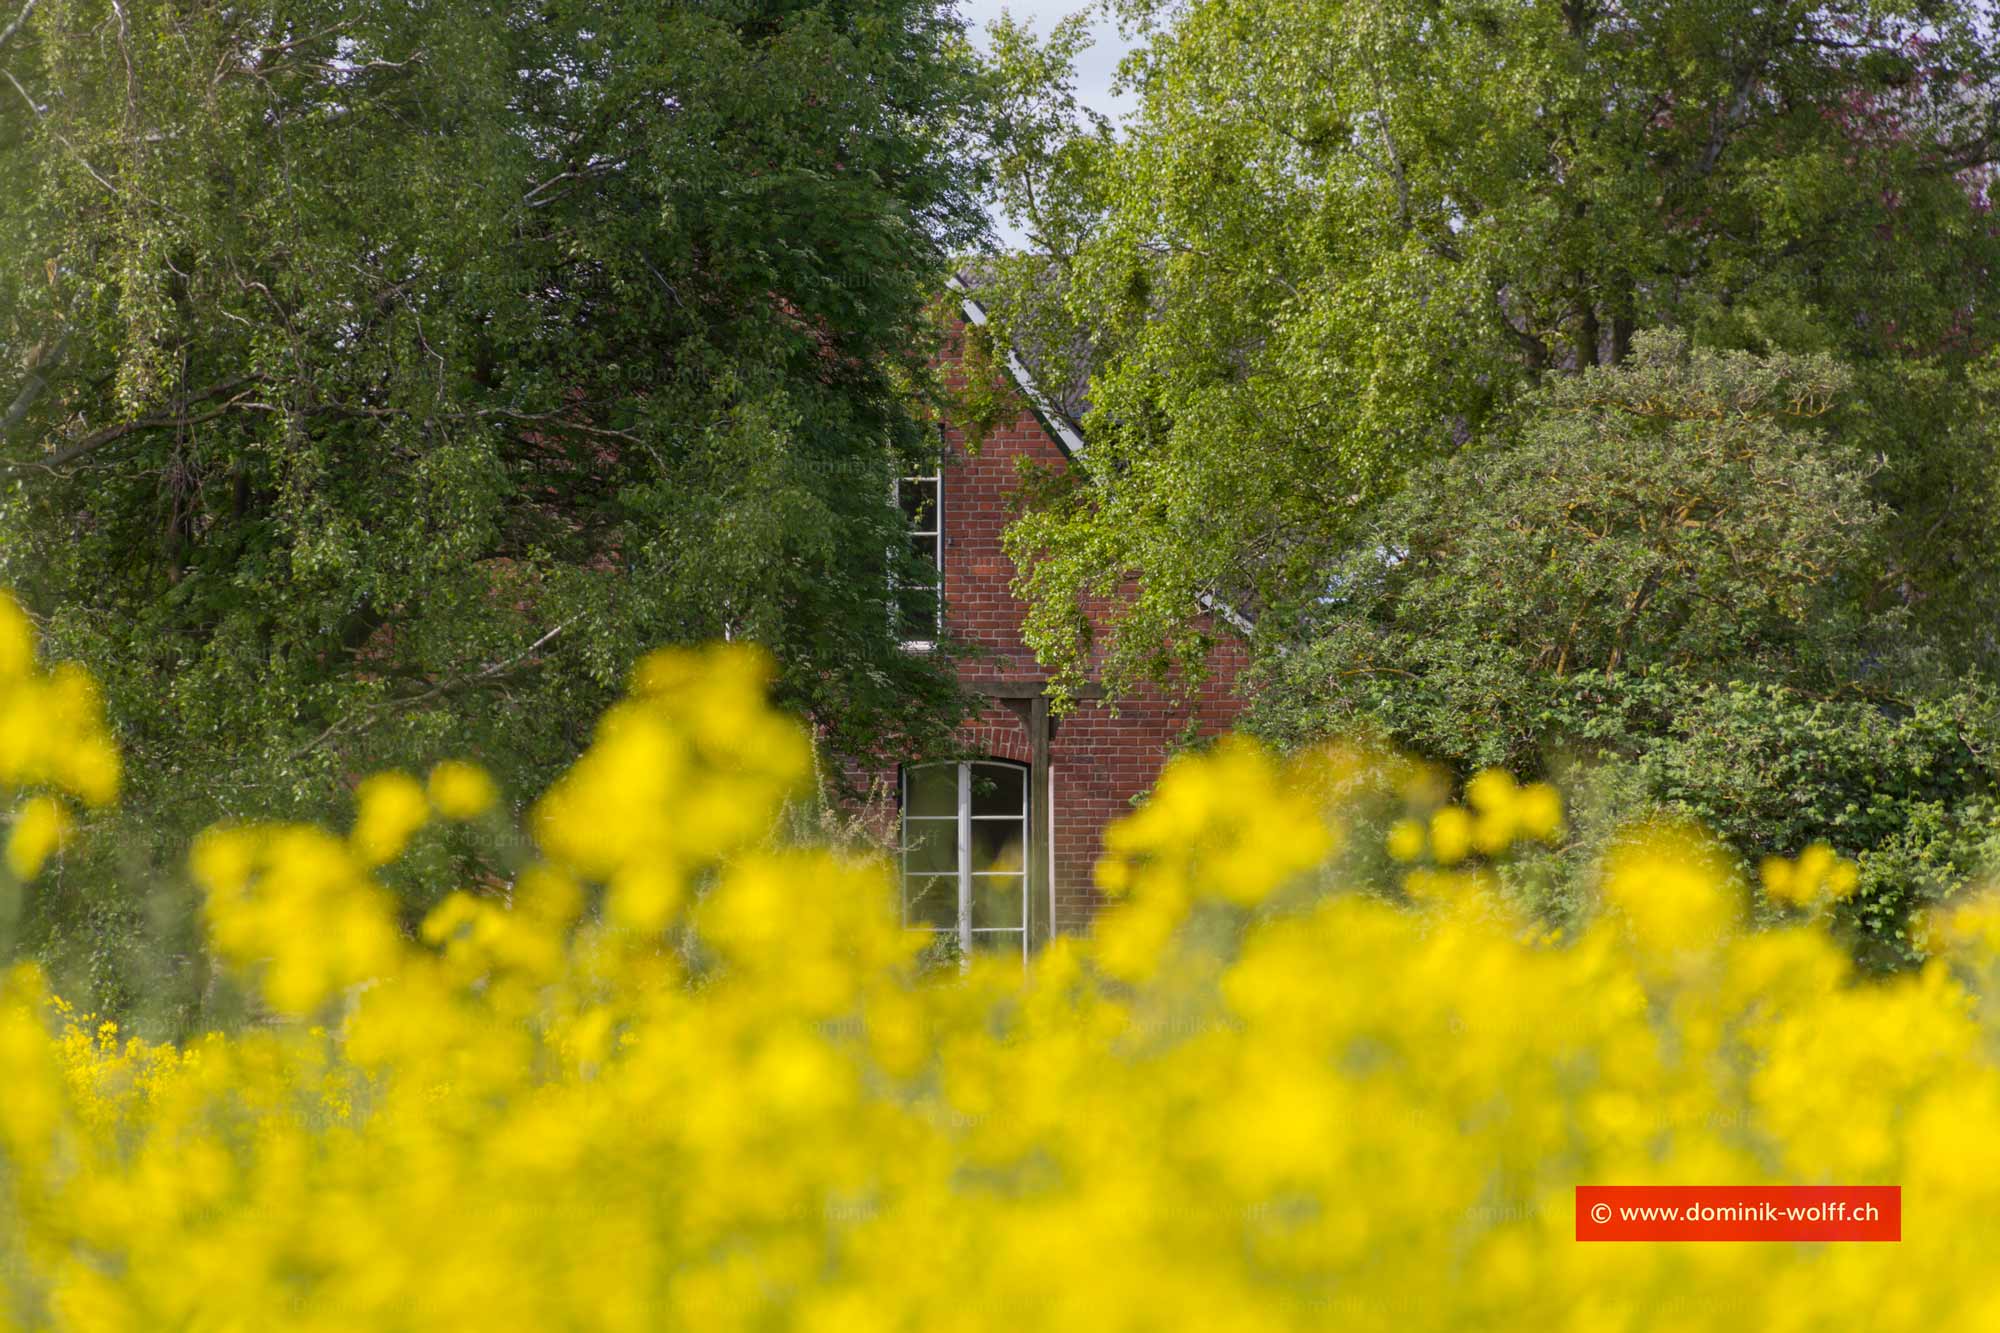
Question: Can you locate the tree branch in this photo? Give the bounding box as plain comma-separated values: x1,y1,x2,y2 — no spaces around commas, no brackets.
291,615,585,759
0,331,66,438
1493,284,1550,371
0,0,39,53
0,376,261,476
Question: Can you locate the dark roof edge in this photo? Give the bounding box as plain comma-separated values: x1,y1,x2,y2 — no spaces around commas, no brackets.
948,275,1087,464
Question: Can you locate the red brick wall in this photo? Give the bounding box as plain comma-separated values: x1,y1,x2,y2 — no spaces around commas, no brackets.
846,310,1249,937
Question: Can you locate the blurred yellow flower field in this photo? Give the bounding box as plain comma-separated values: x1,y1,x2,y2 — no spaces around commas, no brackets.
4,589,2000,1330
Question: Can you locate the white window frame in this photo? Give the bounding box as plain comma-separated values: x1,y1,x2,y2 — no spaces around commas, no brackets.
900,760,1030,963
892,470,943,650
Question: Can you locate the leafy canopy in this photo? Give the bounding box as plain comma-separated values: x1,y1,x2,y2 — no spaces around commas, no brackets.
0,0,989,930
981,0,2000,702
1248,336,2000,968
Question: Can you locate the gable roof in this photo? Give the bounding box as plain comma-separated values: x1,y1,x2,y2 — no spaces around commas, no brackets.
948,273,1088,463
945,271,1255,638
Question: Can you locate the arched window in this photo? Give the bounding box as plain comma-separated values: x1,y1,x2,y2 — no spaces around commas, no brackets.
901,759,1029,960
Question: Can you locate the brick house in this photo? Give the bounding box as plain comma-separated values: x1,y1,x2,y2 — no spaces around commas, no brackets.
847,278,1249,960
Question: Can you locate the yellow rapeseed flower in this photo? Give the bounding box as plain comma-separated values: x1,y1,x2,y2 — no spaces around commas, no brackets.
1385,817,1426,863
8,584,2000,1333
427,760,499,821
1464,768,1517,813
0,595,32,680
1600,824,1737,961
5,795,71,880
1761,843,1860,908
350,771,430,866
1515,781,1563,842
0,594,121,807
1429,806,1474,865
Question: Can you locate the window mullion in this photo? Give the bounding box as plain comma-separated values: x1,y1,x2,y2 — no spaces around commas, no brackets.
957,761,973,954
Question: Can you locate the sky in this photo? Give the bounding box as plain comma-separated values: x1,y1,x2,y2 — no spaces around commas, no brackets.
956,0,1138,247
960,0,1137,120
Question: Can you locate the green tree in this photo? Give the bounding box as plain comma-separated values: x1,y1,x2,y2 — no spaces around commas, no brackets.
1248,335,2000,968
980,0,2000,702
0,0,987,1003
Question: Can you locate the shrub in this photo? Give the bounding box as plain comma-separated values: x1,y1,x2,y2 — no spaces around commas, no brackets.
1251,334,2000,965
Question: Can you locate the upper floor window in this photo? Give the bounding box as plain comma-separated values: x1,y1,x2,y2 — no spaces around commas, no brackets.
894,471,942,648
901,760,1029,961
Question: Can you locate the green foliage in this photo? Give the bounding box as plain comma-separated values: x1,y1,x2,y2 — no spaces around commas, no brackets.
0,0,990,1007
1252,335,1881,758
979,0,2000,702
1250,335,2000,967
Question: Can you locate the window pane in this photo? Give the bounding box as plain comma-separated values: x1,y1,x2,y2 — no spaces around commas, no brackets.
895,550,940,641
971,875,1025,929
904,766,956,818
969,764,1024,816
970,819,1024,874
899,757,1032,952
900,477,938,531
903,820,959,876
903,875,958,929
969,930,1025,959
894,474,941,643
